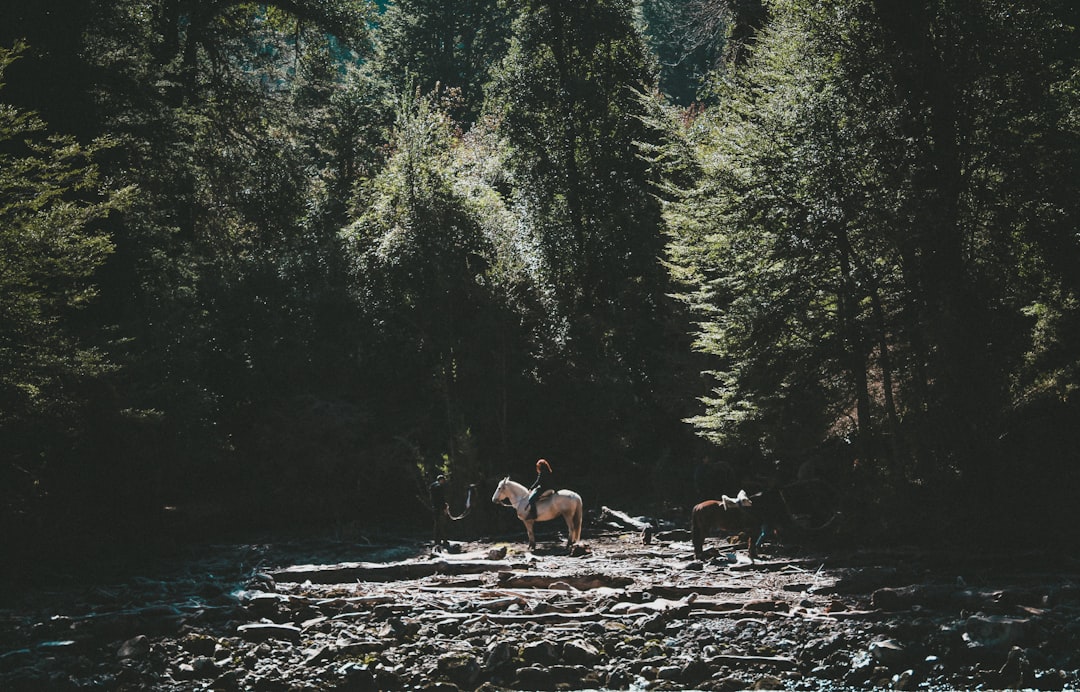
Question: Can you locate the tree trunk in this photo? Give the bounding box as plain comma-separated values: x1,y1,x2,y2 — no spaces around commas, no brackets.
836,227,872,445
871,1,993,479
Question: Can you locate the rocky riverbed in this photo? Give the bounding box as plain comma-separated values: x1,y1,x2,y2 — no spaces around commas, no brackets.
3,517,1080,691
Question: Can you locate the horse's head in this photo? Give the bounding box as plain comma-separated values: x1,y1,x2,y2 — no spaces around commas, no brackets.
491,476,510,504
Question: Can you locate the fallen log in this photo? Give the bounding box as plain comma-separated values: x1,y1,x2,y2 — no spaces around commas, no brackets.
498,572,634,590
483,611,609,624
270,559,527,584
600,506,653,532
314,595,396,607
648,584,752,598
871,584,1051,612
608,594,698,614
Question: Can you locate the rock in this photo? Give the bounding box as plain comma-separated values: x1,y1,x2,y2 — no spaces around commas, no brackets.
515,664,552,688
375,667,404,689
237,623,302,643
751,674,785,689
639,613,668,633
302,644,333,666
801,634,843,661
190,655,218,678
657,664,682,680
549,664,592,687
964,615,1031,649
248,573,276,592
377,616,420,639
174,662,197,680
998,646,1034,688
337,662,377,689
844,650,876,685
606,667,633,688
521,640,559,665
1033,669,1068,691
711,675,752,691
681,657,709,686
244,592,284,620
438,653,481,687
483,640,515,671
561,639,600,665
180,633,217,657
117,635,151,659
892,668,917,690
211,668,243,690
869,638,909,667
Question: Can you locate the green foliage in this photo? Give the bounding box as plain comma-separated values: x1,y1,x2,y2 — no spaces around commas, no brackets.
487,0,667,354
72,0,395,522
342,87,510,482
373,0,512,123
661,0,1080,513
6,0,1078,555
638,0,767,103
0,42,130,515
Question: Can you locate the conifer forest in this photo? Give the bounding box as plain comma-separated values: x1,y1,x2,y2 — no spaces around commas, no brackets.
4,0,1080,572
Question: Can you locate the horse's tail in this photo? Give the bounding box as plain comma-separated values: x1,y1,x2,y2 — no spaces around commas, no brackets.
448,484,477,521
690,504,706,557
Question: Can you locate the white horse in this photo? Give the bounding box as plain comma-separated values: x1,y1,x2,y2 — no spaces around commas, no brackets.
491,477,583,551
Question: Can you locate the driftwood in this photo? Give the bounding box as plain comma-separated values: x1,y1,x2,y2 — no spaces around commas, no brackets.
870,584,1049,612
497,572,634,590
649,584,752,598
482,611,609,624
608,594,698,614
600,506,653,532
270,559,525,584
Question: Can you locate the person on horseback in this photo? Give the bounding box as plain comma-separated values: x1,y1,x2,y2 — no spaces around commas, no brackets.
526,459,553,520
429,474,450,545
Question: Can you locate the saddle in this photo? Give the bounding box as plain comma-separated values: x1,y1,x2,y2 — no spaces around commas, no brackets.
525,489,554,520
720,489,752,510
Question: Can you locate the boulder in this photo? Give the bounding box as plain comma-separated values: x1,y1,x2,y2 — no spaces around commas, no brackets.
117,635,151,660
237,623,302,643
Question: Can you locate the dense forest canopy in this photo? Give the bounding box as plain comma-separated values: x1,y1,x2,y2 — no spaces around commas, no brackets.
2,0,1079,567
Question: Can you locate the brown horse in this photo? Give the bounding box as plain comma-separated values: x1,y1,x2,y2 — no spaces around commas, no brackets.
691,489,787,561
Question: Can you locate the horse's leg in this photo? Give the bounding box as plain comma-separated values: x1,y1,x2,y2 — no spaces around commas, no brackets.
747,529,758,562
572,502,583,544
563,509,575,549
525,519,536,551
691,511,705,560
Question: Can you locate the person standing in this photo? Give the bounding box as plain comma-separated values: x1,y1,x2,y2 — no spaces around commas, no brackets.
429,474,450,545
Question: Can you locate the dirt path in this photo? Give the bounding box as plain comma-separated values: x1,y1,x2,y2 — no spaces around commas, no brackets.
2,525,1079,690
